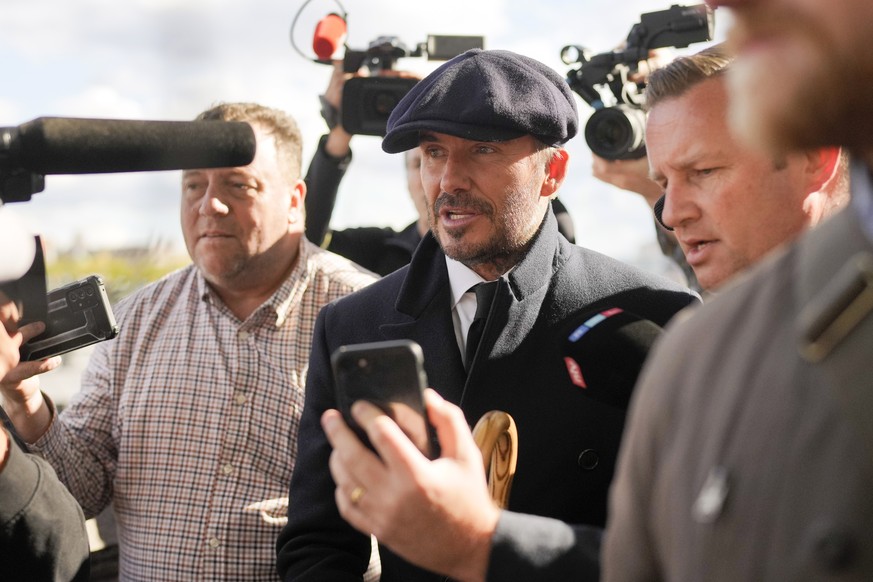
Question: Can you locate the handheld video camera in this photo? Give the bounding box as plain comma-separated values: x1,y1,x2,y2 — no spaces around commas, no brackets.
562,4,714,160
340,34,484,136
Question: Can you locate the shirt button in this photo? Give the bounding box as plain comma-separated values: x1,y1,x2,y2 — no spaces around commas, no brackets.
207,538,220,548
222,463,234,475
234,393,247,405
238,330,250,341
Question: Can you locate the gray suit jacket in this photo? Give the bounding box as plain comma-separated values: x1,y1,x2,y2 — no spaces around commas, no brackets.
604,203,873,581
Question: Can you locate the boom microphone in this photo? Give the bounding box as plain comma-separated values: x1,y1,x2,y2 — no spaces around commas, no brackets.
0,117,257,175
561,307,664,410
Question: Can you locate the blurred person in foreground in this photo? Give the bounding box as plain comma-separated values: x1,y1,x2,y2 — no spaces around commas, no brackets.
0,103,376,580
277,48,699,582
0,211,89,581
603,0,873,579
304,62,577,276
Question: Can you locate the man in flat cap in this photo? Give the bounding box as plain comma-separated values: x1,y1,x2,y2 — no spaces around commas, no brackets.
277,49,698,581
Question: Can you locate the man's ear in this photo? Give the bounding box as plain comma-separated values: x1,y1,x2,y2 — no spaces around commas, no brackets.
541,149,570,198
805,147,840,193
289,179,306,225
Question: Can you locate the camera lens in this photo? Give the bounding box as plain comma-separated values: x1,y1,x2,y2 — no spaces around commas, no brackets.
584,105,647,160
372,91,400,117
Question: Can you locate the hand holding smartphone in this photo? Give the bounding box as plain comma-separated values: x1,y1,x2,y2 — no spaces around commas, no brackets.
331,339,440,459
20,275,119,361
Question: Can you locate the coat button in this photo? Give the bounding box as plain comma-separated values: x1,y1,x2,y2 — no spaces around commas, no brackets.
577,449,599,470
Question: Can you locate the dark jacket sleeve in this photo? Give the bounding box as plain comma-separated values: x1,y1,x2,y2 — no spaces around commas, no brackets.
304,134,352,246
0,429,90,582
276,304,372,581
486,511,602,581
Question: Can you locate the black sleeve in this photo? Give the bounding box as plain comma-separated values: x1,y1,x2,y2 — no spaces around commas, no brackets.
304,134,353,246
486,511,602,581
0,430,91,582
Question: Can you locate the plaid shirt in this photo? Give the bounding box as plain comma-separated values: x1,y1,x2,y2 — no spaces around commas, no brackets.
31,238,376,581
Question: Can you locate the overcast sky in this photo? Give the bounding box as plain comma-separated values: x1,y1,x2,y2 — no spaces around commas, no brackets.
0,0,728,273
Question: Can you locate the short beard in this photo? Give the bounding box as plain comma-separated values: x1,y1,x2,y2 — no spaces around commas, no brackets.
429,189,545,274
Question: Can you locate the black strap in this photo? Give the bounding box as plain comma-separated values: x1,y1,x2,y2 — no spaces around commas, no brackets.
465,281,498,372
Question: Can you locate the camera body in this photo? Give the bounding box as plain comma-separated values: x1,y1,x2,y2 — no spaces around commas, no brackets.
21,275,119,361
340,34,484,136
563,4,714,160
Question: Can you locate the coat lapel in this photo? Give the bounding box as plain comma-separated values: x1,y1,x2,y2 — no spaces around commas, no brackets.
378,233,468,404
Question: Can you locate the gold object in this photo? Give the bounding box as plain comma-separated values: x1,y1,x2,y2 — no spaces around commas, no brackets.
472,410,518,509
350,485,367,505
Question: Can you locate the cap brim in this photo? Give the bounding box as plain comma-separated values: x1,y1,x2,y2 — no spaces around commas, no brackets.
382,120,526,154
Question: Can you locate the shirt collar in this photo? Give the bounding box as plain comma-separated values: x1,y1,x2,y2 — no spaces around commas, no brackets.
195,237,312,328
445,256,486,310
445,255,512,309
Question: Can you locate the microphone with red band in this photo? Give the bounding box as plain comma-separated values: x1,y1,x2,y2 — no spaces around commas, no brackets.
561,307,664,410
0,117,257,175
313,12,347,61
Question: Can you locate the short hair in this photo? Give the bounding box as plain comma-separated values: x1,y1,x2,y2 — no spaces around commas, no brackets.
195,102,303,180
644,44,734,112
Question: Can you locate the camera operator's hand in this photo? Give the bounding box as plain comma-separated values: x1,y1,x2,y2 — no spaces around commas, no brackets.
630,47,675,84
0,291,60,443
591,153,664,207
0,291,23,379
321,60,358,158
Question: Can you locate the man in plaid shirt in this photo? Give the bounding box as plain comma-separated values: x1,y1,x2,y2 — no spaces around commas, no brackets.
0,102,376,580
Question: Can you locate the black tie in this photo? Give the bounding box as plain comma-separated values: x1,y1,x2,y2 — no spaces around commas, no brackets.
465,281,498,371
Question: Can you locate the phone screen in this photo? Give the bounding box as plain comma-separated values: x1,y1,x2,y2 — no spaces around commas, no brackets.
331,339,439,459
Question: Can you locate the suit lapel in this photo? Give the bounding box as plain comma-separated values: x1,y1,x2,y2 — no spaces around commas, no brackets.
378,234,468,404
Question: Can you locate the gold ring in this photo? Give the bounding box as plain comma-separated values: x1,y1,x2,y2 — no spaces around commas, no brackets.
350,485,366,505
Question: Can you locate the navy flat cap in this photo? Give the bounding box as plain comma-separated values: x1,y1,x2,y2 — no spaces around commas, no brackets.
382,48,578,153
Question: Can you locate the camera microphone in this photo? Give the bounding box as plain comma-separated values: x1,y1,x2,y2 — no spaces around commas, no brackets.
561,307,664,410
313,12,347,61
0,117,257,175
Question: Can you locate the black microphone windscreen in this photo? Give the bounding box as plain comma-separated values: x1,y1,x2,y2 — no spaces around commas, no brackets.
12,117,256,175
653,194,673,231
561,307,664,410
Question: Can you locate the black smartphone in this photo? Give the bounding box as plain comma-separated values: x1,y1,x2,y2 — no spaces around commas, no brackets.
20,275,119,361
331,339,440,459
